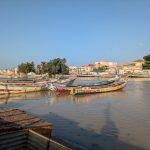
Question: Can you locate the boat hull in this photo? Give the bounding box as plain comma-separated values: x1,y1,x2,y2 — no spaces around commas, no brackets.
51,88,71,94
70,80,128,96
0,83,47,95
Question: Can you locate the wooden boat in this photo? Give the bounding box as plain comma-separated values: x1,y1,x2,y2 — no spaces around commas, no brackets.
48,78,123,94
47,80,115,94
0,81,47,95
70,79,128,96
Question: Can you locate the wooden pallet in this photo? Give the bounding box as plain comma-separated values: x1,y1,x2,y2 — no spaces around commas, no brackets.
0,107,53,138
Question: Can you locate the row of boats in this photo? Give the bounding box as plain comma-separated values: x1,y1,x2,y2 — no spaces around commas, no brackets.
0,77,76,95
0,77,128,96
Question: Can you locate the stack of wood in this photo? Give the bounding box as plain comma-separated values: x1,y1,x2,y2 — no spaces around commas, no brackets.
0,107,53,138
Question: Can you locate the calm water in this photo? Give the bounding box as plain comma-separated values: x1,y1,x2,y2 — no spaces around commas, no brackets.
0,80,150,150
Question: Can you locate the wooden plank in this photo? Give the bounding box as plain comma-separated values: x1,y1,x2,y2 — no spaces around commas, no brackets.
27,144,35,150
0,108,52,127
0,130,28,150
28,133,49,145
0,114,35,122
0,119,52,129
28,121,53,127
0,126,21,132
0,139,27,150
0,120,23,126
0,128,70,150
0,145,26,150
0,108,52,138
29,126,52,138
29,129,50,141
0,130,27,140
49,140,71,150
27,140,46,150
0,117,40,126
28,130,70,150
28,137,48,149
16,118,42,126
0,134,27,144
0,109,24,117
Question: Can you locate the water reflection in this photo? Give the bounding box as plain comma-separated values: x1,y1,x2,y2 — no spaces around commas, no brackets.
101,102,119,140
70,90,128,104
0,89,127,105
45,90,128,105
0,91,48,104
0,90,128,106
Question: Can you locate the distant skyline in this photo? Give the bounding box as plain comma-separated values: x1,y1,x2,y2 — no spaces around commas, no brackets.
0,0,150,69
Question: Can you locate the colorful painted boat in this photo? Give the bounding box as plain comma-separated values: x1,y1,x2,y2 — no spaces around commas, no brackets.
70,79,128,96
47,79,116,94
48,78,126,95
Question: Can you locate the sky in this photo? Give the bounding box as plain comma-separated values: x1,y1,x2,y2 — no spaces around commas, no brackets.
0,0,150,69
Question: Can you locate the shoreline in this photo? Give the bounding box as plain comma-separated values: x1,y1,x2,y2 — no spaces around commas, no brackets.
128,78,150,81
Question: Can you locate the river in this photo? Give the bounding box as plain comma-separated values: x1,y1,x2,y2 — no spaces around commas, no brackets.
0,79,150,150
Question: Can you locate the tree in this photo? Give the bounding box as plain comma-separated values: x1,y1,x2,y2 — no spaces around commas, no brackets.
18,62,35,73
30,61,36,72
143,54,150,61
47,58,69,75
37,58,69,75
143,54,150,69
18,58,69,75
37,61,47,74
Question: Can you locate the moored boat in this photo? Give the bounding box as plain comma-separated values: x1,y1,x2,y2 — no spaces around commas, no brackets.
70,78,128,96
47,79,117,94
0,81,47,95
48,77,127,95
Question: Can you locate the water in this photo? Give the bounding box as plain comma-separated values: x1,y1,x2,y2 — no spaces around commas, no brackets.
0,80,150,150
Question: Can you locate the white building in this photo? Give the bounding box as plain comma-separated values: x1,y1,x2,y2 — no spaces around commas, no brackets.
95,61,117,68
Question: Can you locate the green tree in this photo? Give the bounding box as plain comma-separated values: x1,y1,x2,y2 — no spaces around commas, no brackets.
46,58,69,75
143,54,150,61
37,61,47,74
18,62,35,73
143,54,150,69
18,58,69,75
30,61,35,72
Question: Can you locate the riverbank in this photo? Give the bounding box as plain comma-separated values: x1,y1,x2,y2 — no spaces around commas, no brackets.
128,78,150,81
0,80,150,149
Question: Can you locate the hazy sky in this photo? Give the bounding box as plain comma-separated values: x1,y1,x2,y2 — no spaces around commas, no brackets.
0,0,150,69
